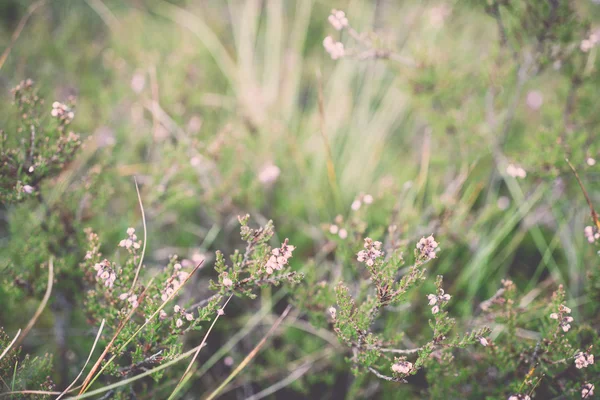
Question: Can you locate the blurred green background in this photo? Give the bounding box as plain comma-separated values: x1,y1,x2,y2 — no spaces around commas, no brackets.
1,0,599,397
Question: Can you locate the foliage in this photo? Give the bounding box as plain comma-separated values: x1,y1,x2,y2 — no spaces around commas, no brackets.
1,1,600,399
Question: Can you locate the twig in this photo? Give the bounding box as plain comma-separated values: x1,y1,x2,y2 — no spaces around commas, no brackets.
203,305,293,400
129,177,147,291
0,0,47,71
367,366,405,383
56,319,106,399
379,347,421,355
0,389,61,398
168,294,235,399
14,257,54,348
566,158,600,230
0,329,21,361
118,350,164,376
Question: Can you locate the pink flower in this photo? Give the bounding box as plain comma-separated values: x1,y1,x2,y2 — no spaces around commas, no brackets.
258,163,281,185
357,238,383,266
328,9,349,30
582,383,594,398
391,361,413,375
323,36,345,60
575,352,594,369
416,235,438,260
328,307,337,318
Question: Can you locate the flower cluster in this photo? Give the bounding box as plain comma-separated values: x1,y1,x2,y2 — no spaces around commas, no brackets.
119,292,139,308
221,272,233,288
323,36,345,60
550,304,573,333
265,239,295,274
173,305,194,328
258,163,281,186
581,30,600,52
507,395,531,400
119,227,141,251
574,351,594,369
356,238,383,267
51,101,75,124
328,9,348,31
506,163,527,179
160,266,190,301
391,360,413,375
93,259,117,288
351,193,374,211
328,223,348,240
427,288,451,314
584,225,599,243
416,235,438,260
582,383,595,398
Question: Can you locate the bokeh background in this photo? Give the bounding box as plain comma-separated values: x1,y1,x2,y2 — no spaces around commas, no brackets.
1,0,599,398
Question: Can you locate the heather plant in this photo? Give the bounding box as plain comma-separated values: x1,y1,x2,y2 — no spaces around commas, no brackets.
1,1,600,399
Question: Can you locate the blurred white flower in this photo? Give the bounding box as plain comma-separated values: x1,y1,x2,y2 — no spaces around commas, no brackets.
258,163,281,185
328,9,348,30
526,90,543,110
131,71,146,93
323,36,345,60
506,164,526,179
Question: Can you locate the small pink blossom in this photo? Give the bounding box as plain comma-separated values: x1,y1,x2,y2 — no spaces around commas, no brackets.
258,163,281,185
176,318,183,328
575,352,594,369
328,307,337,318
323,36,345,60
506,164,527,179
328,9,348,31
526,90,543,110
265,239,295,274
582,383,595,398
357,238,383,266
391,361,413,375
338,229,348,239
584,226,600,243
416,235,438,260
